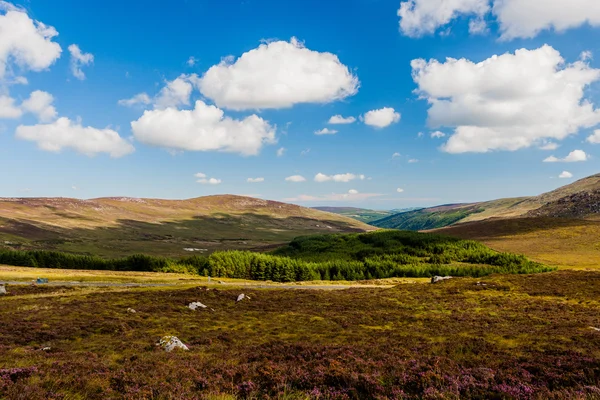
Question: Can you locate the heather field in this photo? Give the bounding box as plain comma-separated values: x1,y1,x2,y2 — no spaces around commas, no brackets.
1,270,599,399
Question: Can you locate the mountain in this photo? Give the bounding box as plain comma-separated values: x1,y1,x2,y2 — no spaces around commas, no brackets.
0,195,373,258
312,207,396,223
371,173,600,231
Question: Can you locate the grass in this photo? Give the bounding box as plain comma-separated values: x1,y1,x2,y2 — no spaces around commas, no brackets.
0,270,599,398
437,217,600,269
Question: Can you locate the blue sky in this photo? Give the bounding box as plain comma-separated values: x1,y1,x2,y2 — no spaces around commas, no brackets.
1,0,600,209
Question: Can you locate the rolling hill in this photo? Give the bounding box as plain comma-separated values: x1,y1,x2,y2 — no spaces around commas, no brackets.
0,195,373,258
372,173,600,231
312,207,397,223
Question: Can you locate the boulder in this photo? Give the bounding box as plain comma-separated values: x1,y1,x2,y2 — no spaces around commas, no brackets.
127,308,137,314
158,336,189,352
431,276,452,284
236,293,246,302
188,302,207,311
0,285,6,295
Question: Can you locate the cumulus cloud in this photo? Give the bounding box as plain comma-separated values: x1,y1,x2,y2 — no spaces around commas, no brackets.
16,117,134,158
21,90,56,122
0,95,22,118
328,115,356,124
539,142,559,150
412,46,600,153
430,130,445,138
398,0,600,40
559,171,573,179
543,150,588,163
277,147,286,157
397,188,405,193
408,158,419,163
195,172,221,185
392,152,401,158
130,100,276,156
198,38,359,110
363,107,401,128
187,56,197,67
68,44,93,80
247,177,264,183
117,93,151,107
314,173,365,183
314,128,338,135
586,130,600,144
348,189,359,194
0,7,62,79
285,175,306,182
398,0,490,38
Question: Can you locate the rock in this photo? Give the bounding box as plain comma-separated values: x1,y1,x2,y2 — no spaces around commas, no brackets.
36,278,49,284
188,302,207,310
127,308,137,314
218,280,224,284
0,285,6,295
590,327,600,332
431,276,452,284
41,347,51,351
236,294,246,302
158,336,189,352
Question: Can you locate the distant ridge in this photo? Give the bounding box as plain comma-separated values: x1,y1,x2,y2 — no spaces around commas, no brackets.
371,173,600,231
0,195,374,257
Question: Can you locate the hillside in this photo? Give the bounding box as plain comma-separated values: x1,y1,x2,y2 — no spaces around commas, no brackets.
0,195,373,257
372,173,600,231
312,206,396,223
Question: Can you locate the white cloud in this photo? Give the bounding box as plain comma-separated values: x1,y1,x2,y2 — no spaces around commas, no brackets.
16,117,134,158
187,56,197,67
559,171,573,179
197,177,221,185
408,158,419,163
417,131,424,138
363,107,401,128
586,130,600,144
130,100,276,156
397,188,405,193
284,192,382,202
285,175,306,182
398,0,600,40
392,152,401,158
300,148,310,156
493,0,600,40
0,8,62,79
314,128,338,135
543,150,588,163
247,177,264,183
198,37,359,110
398,0,490,38
412,46,600,153
68,44,93,80
277,147,286,157
348,189,359,194
539,142,559,151
154,74,196,109
194,172,207,178
0,94,22,118
21,90,56,122
314,173,365,183
118,93,151,107
328,115,356,124
430,130,445,138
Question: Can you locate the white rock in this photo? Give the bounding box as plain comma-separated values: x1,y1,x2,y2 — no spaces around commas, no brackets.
0,285,6,295
590,327,600,332
127,308,137,314
236,293,246,302
158,336,189,352
41,347,51,351
431,276,452,284
188,302,207,310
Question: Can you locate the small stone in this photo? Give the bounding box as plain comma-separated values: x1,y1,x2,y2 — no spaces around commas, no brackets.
0,285,6,295
41,347,51,351
590,327,600,332
127,308,137,314
158,336,189,352
431,276,453,284
188,302,207,310
236,294,246,302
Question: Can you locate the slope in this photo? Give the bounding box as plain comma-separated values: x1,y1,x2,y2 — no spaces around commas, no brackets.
312,207,396,223
0,195,373,258
372,173,600,231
